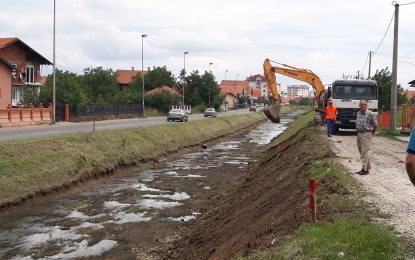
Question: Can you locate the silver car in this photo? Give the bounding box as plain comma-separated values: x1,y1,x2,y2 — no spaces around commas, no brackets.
204,108,217,118
167,109,188,122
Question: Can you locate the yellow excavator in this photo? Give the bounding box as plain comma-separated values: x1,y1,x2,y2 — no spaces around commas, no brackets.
263,58,327,123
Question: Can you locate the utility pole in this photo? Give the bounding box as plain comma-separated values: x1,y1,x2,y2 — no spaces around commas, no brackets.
368,51,372,79
390,2,399,132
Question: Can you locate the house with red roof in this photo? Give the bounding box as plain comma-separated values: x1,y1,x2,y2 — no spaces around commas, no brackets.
116,68,148,89
402,89,415,101
219,80,249,109
246,74,268,98
146,85,180,96
0,37,52,108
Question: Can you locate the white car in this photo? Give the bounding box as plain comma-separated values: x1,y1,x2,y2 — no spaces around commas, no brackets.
167,109,188,122
204,108,217,117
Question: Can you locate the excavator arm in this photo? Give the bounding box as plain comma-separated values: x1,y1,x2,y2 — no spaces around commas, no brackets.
263,58,326,123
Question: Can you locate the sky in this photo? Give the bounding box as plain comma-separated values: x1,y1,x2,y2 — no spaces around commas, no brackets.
1,0,414,90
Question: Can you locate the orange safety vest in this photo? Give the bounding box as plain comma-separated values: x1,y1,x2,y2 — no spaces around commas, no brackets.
325,106,337,120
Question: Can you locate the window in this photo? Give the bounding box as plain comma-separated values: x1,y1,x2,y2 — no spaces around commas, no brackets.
333,85,377,100
26,65,35,84
12,89,18,100
11,64,17,80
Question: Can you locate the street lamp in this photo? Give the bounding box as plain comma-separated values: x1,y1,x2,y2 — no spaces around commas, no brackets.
141,34,147,117
183,51,189,108
235,73,240,110
52,0,56,124
209,62,213,106
225,69,228,80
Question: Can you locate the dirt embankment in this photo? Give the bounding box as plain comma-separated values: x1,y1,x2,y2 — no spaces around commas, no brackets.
164,125,332,259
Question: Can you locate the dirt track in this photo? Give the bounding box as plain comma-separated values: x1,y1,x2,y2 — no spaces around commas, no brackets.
331,132,415,238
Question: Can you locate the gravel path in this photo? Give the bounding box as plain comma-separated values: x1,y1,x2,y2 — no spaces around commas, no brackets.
330,132,415,237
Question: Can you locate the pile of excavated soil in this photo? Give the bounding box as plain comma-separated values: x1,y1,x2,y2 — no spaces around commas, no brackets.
164,128,329,259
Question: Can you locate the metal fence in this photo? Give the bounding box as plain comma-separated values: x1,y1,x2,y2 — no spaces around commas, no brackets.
66,103,143,119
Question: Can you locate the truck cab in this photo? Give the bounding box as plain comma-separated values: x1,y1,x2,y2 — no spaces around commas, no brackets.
331,79,378,132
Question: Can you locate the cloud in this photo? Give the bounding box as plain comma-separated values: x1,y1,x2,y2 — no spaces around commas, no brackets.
1,0,414,87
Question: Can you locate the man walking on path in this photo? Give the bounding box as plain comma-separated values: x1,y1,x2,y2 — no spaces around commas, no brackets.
325,100,337,137
355,99,377,175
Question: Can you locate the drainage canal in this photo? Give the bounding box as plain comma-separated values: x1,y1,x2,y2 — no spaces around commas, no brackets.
0,110,304,259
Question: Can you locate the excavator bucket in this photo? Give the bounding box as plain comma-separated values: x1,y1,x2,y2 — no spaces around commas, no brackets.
263,104,280,123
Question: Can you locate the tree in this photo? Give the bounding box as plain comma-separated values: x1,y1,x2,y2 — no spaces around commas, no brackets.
20,87,39,106
183,70,223,109
145,92,181,113
371,67,407,111
82,66,118,103
39,69,89,110
132,66,176,91
111,88,141,105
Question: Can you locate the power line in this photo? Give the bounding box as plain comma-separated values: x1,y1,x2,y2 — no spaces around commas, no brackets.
375,52,415,60
373,11,395,53
374,52,415,66
400,1,415,5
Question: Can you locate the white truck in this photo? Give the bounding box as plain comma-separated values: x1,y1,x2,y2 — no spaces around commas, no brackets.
331,79,378,133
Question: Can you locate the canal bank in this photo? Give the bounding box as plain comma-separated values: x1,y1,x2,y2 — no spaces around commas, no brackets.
0,111,277,207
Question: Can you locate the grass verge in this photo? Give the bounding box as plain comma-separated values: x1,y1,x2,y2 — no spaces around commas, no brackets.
239,111,406,259
0,113,269,207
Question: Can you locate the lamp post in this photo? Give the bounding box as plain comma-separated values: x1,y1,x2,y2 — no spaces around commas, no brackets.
235,73,240,110
183,51,189,108
52,0,56,124
141,34,147,117
208,62,213,106
225,69,228,80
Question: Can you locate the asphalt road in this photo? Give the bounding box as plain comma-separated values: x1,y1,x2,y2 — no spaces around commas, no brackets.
0,109,251,142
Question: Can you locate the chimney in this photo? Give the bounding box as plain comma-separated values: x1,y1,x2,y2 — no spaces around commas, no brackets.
131,67,134,71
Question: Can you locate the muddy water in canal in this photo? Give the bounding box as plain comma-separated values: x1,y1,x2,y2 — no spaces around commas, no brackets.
0,111,304,259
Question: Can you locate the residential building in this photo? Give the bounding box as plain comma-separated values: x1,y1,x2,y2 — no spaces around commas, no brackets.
146,85,180,96
287,85,310,98
402,89,415,101
246,74,268,98
116,68,148,90
0,37,52,108
219,80,248,110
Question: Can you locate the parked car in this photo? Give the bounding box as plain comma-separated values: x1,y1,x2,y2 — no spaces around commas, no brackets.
249,107,256,112
204,108,217,118
167,109,188,122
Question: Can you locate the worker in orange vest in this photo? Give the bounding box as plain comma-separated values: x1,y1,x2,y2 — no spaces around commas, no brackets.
325,100,337,137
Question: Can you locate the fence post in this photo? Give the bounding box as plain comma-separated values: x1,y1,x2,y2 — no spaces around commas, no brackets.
64,104,69,122
402,109,407,132
18,103,23,122
7,104,11,122
309,178,317,222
